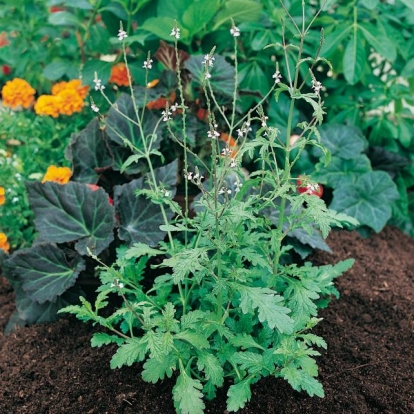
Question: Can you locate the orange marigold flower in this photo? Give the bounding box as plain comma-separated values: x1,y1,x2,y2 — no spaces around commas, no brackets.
51,79,89,99
0,186,5,205
1,78,36,109
109,62,131,87
56,88,84,116
42,165,72,184
34,95,61,118
0,233,10,253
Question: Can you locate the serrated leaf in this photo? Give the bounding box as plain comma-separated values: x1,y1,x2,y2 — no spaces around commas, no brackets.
91,333,125,347
229,334,265,351
173,373,205,414
27,181,115,255
145,330,173,360
6,243,85,304
226,379,252,412
235,284,294,333
110,338,147,369
142,353,177,383
232,351,264,374
299,333,327,349
281,365,324,397
175,330,210,350
124,243,163,259
197,352,224,386
66,118,113,183
330,171,399,232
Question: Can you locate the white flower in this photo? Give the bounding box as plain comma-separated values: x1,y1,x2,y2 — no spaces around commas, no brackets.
218,187,225,194
273,70,282,84
161,110,172,121
91,103,99,112
230,159,237,168
202,54,215,67
205,72,212,80
312,79,322,95
117,29,128,41
143,59,153,69
170,103,178,112
93,78,105,91
230,26,240,37
186,172,193,180
163,189,170,197
261,116,269,127
207,129,220,139
170,27,180,39
222,148,232,156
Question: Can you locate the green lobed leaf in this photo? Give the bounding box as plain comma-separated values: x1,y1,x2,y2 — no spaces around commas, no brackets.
5,243,85,304
197,352,224,386
66,118,113,183
81,59,112,86
213,0,262,30
359,23,396,61
330,171,399,233
281,365,324,397
142,353,177,383
232,351,265,374
173,373,205,414
226,379,252,412
42,61,71,81
175,330,210,350
91,333,125,347
27,181,116,255
110,338,148,369
229,334,265,351
235,284,294,334
182,0,219,36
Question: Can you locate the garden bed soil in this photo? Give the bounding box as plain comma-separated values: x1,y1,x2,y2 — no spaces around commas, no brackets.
0,226,413,413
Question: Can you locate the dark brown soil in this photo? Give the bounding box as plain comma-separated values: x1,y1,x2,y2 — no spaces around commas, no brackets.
1,226,413,414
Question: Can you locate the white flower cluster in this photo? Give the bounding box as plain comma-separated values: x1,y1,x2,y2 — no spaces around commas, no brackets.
117,29,127,41
221,148,233,157
207,123,220,139
230,26,240,37
110,279,125,289
143,58,153,70
237,121,251,138
93,77,105,91
202,54,215,67
170,27,180,39
185,171,204,185
312,79,322,95
273,70,282,84
91,103,99,112
162,109,172,122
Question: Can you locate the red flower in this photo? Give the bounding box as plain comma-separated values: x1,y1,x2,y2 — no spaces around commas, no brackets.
2,65,11,76
50,6,65,13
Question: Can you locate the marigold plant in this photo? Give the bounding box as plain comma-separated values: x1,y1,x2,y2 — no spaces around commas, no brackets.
51,79,89,99
34,95,61,118
1,78,36,109
41,165,72,184
56,88,85,116
0,233,9,253
109,62,131,87
0,186,5,205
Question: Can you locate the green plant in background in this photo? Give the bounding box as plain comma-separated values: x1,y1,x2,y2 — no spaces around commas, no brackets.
59,4,358,412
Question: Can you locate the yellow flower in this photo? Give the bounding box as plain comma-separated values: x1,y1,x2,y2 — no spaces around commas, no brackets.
1,78,36,109
0,186,5,205
34,95,61,118
0,233,10,253
51,79,89,99
55,88,84,116
109,62,131,87
41,165,72,184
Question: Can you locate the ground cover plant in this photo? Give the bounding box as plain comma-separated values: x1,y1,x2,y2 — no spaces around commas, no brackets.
57,5,361,412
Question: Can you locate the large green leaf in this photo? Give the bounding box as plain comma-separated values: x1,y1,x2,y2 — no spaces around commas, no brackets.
213,0,262,30
66,118,113,183
182,0,219,36
185,54,235,98
312,155,372,187
343,32,366,85
27,181,116,255
106,93,162,149
320,24,352,58
314,124,368,160
238,60,271,97
81,59,112,87
114,160,178,246
330,171,399,232
5,243,85,304
359,23,396,62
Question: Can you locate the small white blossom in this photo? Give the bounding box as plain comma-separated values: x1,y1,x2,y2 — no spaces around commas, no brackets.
91,103,99,112
312,79,322,95
230,159,237,168
234,181,242,193
273,70,282,84
202,54,215,67
161,110,172,122
261,116,269,127
218,187,226,195
118,29,128,41
163,189,170,197
143,58,153,69
170,27,180,39
12,197,19,203
230,26,240,37
207,129,220,139
170,103,178,112
186,172,193,180
110,279,124,289
222,148,232,156
227,189,232,194
205,72,212,80
93,78,105,91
